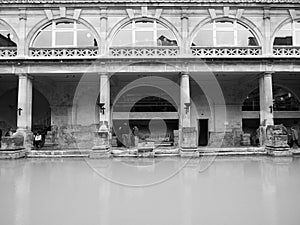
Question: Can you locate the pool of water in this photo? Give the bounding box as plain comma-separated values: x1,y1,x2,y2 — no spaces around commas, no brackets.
1,156,300,225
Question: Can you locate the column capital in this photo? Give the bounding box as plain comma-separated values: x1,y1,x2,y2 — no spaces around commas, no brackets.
263,7,271,20
16,73,33,80
19,8,27,21
263,71,274,77
100,7,108,19
98,72,111,77
180,71,189,77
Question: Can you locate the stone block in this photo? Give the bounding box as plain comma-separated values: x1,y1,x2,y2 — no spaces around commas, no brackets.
180,150,199,157
1,134,24,150
0,150,26,159
138,141,155,152
89,150,111,158
181,127,197,148
267,150,292,157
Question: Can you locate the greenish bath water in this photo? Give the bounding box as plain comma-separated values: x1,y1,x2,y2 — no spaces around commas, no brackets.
0,156,300,225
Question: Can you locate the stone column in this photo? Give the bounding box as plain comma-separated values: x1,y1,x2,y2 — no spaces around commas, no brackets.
100,7,108,55
27,76,33,130
263,8,271,56
259,72,274,126
181,7,189,55
180,72,191,128
18,8,27,57
99,73,110,127
17,74,30,131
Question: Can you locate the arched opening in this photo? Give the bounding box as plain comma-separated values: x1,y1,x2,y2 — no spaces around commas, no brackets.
273,21,300,46
242,86,300,111
111,86,179,148
192,20,259,47
242,86,300,145
31,20,98,48
0,88,51,133
0,22,17,47
111,20,178,47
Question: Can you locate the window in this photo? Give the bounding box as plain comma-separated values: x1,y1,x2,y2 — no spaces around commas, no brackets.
192,20,258,47
0,23,17,47
32,21,97,48
112,20,177,47
273,21,300,46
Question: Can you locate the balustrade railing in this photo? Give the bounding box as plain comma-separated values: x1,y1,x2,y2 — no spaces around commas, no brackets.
109,46,179,57
273,46,300,56
29,47,99,58
191,46,262,57
0,47,17,58
4,46,300,59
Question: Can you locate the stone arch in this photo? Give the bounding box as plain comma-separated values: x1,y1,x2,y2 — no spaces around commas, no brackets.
189,16,263,47
26,17,101,53
271,17,294,48
242,84,300,111
107,16,182,47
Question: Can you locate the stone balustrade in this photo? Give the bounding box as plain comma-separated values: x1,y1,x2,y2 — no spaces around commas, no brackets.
29,47,99,58
191,46,262,57
2,46,300,59
109,46,179,57
273,46,300,57
0,47,17,58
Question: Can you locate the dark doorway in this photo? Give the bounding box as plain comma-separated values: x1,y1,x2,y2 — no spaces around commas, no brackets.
198,119,208,146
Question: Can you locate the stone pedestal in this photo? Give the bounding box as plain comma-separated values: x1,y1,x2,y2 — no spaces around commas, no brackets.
92,130,110,150
181,127,197,150
0,133,24,150
265,125,292,157
91,124,111,158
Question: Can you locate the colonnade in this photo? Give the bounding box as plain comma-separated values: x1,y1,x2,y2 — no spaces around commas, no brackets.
15,71,274,144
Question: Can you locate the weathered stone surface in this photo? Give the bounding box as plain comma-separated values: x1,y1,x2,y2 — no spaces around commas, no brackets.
89,150,111,158
267,150,292,157
138,141,155,152
180,150,199,157
181,127,197,148
1,134,24,150
0,150,26,159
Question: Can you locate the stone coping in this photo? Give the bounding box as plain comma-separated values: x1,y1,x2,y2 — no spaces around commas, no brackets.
13,146,298,159
0,149,27,159
0,146,298,159
1,0,299,4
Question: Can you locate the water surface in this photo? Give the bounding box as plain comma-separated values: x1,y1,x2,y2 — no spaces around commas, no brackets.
1,156,300,225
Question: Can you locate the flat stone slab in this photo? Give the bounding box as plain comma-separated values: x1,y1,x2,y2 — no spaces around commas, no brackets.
180,151,200,157
0,149,27,159
291,148,300,154
89,150,111,158
267,150,293,157
27,150,91,158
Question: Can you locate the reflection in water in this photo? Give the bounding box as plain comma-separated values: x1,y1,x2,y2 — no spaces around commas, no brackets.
0,157,300,225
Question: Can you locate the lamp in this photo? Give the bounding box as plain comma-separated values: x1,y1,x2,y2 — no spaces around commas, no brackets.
269,105,273,113
97,102,105,115
184,102,191,114
17,108,23,116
